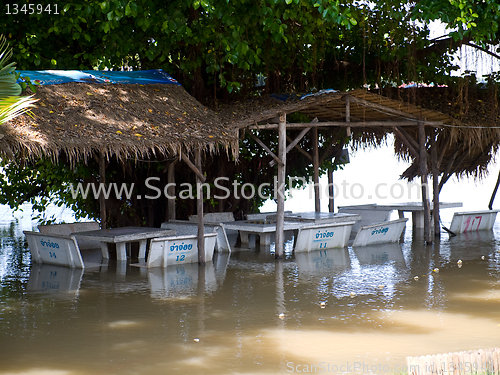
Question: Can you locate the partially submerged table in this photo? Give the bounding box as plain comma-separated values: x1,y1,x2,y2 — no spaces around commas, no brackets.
338,202,463,229
223,212,361,246
73,227,175,261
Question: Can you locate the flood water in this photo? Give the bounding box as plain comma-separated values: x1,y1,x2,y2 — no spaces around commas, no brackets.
1,213,500,375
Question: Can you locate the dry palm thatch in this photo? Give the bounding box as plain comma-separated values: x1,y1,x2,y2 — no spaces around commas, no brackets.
1,82,238,163
218,87,500,182
392,87,500,181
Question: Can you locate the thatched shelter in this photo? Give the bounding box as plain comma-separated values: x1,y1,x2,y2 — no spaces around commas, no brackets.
2,82,238,162
1,75,239,264
217,87,499,249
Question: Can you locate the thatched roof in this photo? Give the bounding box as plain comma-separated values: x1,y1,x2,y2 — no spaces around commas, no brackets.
216,87,500,181
393,87,500,181
217,88,454,128
2,83,238,162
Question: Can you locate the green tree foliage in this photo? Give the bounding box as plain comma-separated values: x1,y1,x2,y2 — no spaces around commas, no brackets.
4,0,489,99
1,1,499,223
413,0,500,43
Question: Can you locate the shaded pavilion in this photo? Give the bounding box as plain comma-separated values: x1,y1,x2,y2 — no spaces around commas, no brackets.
218,88,497,254
1,71,238,263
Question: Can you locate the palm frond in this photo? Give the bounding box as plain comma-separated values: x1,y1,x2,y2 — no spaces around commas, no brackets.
0,34,36,125
0,95,37,125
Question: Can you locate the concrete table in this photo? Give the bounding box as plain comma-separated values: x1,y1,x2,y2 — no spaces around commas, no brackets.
222,220,300,245
73,227,176,261
223,212,361,246
338,202,463,229
273,212,362,224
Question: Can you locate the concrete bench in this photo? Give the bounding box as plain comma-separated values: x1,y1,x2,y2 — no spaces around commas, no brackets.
188,212,235,223
37,222,101,250
24,231,85,268
352,218,408,247
147,232,218,267
186,212,235,252
449,210,499,233
338,205,392,234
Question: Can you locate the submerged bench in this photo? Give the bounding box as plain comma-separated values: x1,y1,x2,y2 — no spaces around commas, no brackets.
449,210,499,233
187,212,234,252
24,231,85,268
38,222,101,250
147,232,218,267
352,218,408,247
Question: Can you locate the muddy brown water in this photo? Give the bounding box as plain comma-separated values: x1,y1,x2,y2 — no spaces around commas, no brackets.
0,220,499,375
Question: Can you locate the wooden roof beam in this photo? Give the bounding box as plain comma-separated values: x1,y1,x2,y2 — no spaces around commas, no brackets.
247,120,442,130
286,135,313,161
248,131,284,166
346,94,421,121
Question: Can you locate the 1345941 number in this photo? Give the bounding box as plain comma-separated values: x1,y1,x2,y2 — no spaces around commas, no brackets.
5,4,60,15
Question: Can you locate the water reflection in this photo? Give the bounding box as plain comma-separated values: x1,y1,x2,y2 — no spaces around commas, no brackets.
27,264,83,296
1,218,500,374
353,243,406,266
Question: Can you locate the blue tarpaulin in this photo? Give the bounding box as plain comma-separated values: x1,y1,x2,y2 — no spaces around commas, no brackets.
16,69,180,86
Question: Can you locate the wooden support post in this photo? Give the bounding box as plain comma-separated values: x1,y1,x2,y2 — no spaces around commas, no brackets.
431,131,440,237
418,122,432,244
167,161,176,221
489,170,500,210
312,127,320,212
181,152,206,182
328,167,334,213
275,112,286,259
99,151,106,229
345,95,351,137
195,149,206,264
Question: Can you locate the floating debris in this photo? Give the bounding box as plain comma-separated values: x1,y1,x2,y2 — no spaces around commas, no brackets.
433,268,439,273
193,338,200,343
414,276,419,281
278,313,285,319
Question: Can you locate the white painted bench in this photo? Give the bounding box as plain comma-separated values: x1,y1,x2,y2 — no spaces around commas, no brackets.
147,232,218,267
294,221,356,252
24,231,85,268
38,222,101,250
338,205,393,234
449,210,499,233
352,218,408,247
187,212,235,252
